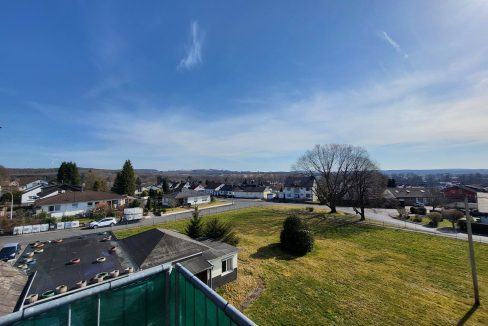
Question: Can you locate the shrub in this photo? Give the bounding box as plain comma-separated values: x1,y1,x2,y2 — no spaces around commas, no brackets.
410,206,427,215
61,216,74,222
42,216,57,225
442,209,464,230
283,215,302,232
306,207,314,212
427,212,442,227
410,215,423,223
204,218,240,246
280,216,314,256
37,211,49,219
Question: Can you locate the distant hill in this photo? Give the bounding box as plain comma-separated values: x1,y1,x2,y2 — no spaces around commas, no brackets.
383,169,488,176
6,167,488,179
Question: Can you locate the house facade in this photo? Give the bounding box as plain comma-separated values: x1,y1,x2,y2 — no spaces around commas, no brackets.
384,187,432,206
35,191,125,218
233,186,272,199
442,185,482,203
121,228,238,289
283,176,317,201
204,183,224,196
20,185,44,206
162,190,211,207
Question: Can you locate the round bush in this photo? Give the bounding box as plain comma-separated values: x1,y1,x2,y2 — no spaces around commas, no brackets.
283,216,302,232
280,216,314,256
427,212,442,227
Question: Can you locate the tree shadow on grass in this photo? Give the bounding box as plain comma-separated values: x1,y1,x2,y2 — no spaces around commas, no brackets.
457,303,479,326
303,215,381,239
250,243,300,261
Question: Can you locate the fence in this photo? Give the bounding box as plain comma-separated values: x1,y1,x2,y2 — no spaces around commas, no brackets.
1,264,256,326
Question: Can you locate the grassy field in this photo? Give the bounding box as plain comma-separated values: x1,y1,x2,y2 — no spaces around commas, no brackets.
114,207,488,325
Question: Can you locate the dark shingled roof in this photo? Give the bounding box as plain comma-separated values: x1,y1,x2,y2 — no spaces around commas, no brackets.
174,190,209,199
204,182,223,190
121,229,238,271
35,191,124,206
180,256,213,274
121,229,209,269
386,187,432,199
284,176,315,188
37,184,82,199
219,185,235,192
0,262,27,316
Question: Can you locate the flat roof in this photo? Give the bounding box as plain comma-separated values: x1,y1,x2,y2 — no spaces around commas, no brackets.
0,262,27,316
18,233,135,296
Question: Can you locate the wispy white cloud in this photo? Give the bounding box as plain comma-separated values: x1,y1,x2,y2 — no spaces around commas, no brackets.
381,31,409,59
177,21,204,71
75,55,488,170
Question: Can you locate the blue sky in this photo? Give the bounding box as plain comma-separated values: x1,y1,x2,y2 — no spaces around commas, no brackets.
1,1,488,171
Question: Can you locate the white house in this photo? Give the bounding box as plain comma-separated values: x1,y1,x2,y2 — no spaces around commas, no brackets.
35,191,125,218
162,190,211,207
283,176,317,201
19,179,48,191
20,185,45,206
233,186,272,199
121,228,238,289
204,183,224,196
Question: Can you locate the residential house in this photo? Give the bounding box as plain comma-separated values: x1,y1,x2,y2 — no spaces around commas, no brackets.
233,186,272,199
384,187,432,206
18,178,48,191
190,183,206,191
20,185,44,206
283,176,317,201
162,190,210,207
35,191,125,218
204,182,224,196
21,184,82,207
217,184,236,197
442,185,485,203
121,228,238,289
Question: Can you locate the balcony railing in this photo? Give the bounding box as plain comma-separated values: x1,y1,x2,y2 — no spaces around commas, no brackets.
0,263,256,326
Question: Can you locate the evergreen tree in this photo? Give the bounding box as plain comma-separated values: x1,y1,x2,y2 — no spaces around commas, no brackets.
111,160,137,195
57,162,80,185
162,178,170,193
185,207,204,239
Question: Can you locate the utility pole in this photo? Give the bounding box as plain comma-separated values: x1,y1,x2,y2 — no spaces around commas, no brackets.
465,196,480,306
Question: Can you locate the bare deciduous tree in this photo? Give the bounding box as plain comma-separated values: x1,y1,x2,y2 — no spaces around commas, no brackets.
351,159,386,220
430,188,446,210
294,144,382,214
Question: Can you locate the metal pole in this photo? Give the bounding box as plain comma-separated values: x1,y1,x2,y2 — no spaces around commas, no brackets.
465,196,480,306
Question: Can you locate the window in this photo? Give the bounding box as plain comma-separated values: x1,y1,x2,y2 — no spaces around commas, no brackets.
306,194,311,198
72,203,78,208
294,194,300,198
306,187,311,191
221,257,233,273
48,206,54,212
88,202,93,206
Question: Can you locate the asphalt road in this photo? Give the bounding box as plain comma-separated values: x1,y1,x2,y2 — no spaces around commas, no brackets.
0,199,266,248
2,199,487,249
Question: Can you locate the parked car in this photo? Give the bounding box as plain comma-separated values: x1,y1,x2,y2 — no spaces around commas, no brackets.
89,217,117,229
0,243,21,262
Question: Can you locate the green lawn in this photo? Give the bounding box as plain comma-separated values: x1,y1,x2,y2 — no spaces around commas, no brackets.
114,207,488,325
